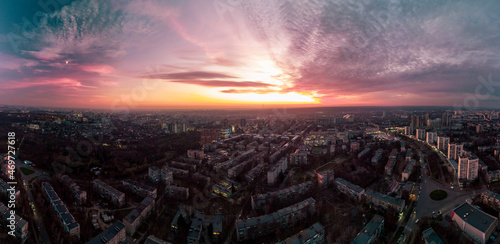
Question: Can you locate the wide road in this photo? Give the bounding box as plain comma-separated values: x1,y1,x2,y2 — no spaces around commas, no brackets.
396,159,481,243
414,163,480,221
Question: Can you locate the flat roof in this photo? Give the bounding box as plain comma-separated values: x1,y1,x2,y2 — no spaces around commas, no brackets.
351,215,384,244
453,202,498,233
335,178,364,193
365,190,405,208
482,190,500,202
86,221,125,244
282,222,323,244
422,227,444,244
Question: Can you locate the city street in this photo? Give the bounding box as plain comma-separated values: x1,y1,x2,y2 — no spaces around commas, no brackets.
15,160,52,244
396,161,480,243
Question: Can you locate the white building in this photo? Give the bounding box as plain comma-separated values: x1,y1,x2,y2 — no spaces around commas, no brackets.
267,158,288,186
416,128,426,140
426,132,437,145
458,156,479,181
437,136,450,153
451,202,498,244
448,143,464,161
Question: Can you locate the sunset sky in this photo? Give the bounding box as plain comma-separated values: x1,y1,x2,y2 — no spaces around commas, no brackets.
1,0,500,109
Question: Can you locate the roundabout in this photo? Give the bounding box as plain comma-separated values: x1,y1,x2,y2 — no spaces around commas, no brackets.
429,189,448,201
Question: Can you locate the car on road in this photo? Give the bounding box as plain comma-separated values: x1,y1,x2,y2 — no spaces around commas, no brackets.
415,219,419,224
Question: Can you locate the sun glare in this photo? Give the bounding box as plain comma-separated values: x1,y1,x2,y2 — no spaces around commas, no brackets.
219,91,319,104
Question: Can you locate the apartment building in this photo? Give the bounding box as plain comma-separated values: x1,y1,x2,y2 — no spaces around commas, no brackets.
334,178,365,200
41,182,80,239
92,179,125,207
123,196,155,235
236,198,316,242
251,181,313,210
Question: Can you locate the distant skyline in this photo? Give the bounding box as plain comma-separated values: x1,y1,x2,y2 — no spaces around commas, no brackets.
1,0,500,109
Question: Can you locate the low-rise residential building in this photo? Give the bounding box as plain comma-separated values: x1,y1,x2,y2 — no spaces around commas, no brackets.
187,212,204,244
371,149,383,165
122,179,157,199
385,157,397,176
212,179,241,198
161,166,174,185
212,214,223,242
123,196,155,235
165,166,189,179
214,149,256,172
290,149,308,165
364,190,405,212
481,190,500,210
0,202,28,242
486,170,500,183
61,175,87,205
228,158,254,178
451,202,498,244
170,161,197,172
385,149,398,176
251,181,313,210
0,178,20,202
192,173,210,185
236,198,316,242
171,209,188,233
187,149,204,160
401,159,416,182
86,220,126,244
405,149,412,162
422,227,444,244
277,222,324,244
144,235,169,244
335,178,365,200
245,163,267,183
92,179,125,207
317,169,335,189
351,214,384,244
267,158,288,186
149,166,161,182
358,148,371,159
41,182,80,239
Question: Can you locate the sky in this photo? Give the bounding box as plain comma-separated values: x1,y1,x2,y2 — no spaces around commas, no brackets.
0,0,499,110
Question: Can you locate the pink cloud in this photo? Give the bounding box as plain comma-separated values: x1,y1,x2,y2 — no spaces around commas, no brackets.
220,88,278,94
5,78,97,89
24,46,63,61
80,64,116,74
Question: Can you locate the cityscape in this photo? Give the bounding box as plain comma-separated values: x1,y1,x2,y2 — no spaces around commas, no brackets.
1,1,500,244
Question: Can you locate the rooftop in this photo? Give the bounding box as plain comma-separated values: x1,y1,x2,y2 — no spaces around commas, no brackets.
422,227,444,244
453,202,498,233
86,221,125,244
335,178,364,193
351,214,384,244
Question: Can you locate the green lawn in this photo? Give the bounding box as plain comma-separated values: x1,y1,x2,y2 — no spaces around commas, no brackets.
429,190,448,201
20,167,35,176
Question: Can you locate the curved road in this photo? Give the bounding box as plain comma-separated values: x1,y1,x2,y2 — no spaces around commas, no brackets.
398,161,481,243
